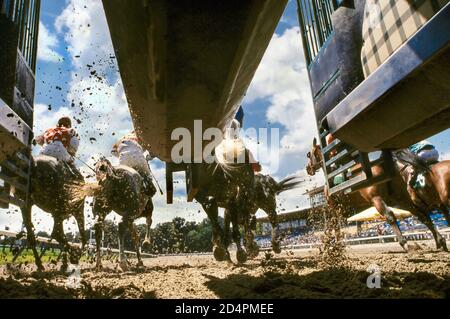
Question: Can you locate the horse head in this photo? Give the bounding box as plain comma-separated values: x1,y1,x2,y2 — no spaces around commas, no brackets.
94,157,115,183
306,137,323,176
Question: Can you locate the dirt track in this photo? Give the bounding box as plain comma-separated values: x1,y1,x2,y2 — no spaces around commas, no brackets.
1,240,449,299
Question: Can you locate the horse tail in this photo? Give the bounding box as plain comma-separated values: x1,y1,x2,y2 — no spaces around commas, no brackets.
276,175,303,195
394,149,431,173
70,182,102,200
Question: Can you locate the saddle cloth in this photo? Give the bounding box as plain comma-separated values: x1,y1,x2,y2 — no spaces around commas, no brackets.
361,0,449,77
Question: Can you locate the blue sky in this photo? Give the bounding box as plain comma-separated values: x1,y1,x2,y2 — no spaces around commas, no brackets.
1,0,450,233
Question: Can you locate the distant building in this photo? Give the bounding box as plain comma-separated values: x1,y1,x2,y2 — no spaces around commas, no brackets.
257,208,310,236
305,186,326,208
256,185,327,236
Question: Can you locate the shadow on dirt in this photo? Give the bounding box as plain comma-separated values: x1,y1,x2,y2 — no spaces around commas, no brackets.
203,267,450,299
0,276,157,299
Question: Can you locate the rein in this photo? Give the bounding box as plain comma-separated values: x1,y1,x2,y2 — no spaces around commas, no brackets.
399,163,410,174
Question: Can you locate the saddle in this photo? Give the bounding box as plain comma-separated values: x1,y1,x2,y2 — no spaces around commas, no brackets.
60,161,84,182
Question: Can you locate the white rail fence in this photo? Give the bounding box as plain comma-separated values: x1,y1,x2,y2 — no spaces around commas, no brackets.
2,228,450,258
260,228,450,251
0,229,155,258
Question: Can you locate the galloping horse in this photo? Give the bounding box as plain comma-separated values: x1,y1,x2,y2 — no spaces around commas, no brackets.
192,149,255,263
306,138,448,251
226,174,303,258
90,157,154,270
18,155,87,271
393,149,450,227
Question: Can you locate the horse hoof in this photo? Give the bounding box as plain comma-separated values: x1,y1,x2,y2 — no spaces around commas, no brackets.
118,261,129,272
136,260,144,268
248,251,258,259
236,250,247,264
246,243,260,259
60,264,68,273
272,242,282,254
213,246,228,262
400,242,409,252
35,261,44,272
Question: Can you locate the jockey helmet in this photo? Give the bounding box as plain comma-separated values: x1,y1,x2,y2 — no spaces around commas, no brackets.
58,116,72,128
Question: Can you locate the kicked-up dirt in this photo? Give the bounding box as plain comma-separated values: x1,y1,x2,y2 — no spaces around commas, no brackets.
0,240,449,299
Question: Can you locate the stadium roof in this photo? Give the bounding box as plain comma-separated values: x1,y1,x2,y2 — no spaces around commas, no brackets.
303,185,325,196
257,207,311,223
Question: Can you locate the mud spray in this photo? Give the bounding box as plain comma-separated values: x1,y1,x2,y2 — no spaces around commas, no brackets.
308,192,353,268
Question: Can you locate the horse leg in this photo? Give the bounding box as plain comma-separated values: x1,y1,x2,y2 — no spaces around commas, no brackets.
72,209,86,264
142,200,153,250
372,196,408,251
223,209,231,249
267,210,281,254
230,208,247,263
201,198,229,261
51,218,71,272
245,213,259,259
130,222,144,267
117,220,129,271
415,210,448,251
21,204,43,271
93,196,108,270
12,245,25,263
94,216,105,270
74,209,87,250
440,204,450,227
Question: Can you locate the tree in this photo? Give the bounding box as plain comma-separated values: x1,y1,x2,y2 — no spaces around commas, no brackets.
36,231,50,238
84,216,224,255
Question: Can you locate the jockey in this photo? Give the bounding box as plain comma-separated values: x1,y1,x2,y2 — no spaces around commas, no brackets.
224,106,261,172
111,131,156,197
408,140,439,165
407,140,439,189
35,117,82,177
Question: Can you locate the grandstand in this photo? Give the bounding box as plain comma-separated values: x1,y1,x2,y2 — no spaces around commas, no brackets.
255,186,326,247
305,186,326,208
255,185,450,249
255,208,310,248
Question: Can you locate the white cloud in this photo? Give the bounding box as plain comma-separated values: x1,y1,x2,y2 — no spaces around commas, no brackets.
51,0,133,162
245,27,318,179
1,4,325,233
29,0,207,229
244,27,325,215
37,22,63,63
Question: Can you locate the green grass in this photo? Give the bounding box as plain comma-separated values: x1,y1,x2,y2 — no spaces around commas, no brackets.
0,247,62,265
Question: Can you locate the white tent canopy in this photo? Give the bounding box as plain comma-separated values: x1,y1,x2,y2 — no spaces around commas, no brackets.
347,207,412,223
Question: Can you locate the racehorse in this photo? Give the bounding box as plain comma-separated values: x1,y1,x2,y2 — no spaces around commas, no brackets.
89,157,154,270
393,149,450,227
192,148,255,263
17,155,87,271
225,174,303,258
306,138,448,251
